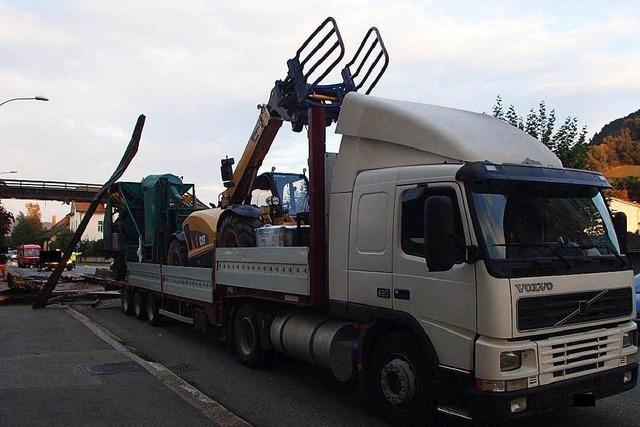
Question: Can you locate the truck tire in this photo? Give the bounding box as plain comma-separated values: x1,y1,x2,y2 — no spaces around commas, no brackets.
367,333,438,426
217,215,261,247
146,293,161,326
167,239,188,266
233,304,264,368
7,273,15,289
121,288,134,316
133,291,146,320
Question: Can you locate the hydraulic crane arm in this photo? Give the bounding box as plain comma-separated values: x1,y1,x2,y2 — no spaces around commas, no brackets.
219,106,282,208
218,17,389,209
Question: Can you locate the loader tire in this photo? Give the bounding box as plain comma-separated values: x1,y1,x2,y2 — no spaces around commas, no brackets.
217,215,261,247
167,239,188,266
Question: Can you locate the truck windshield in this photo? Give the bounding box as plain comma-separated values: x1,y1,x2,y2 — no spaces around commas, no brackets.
272,174,309,215
470,182,624,274
24,248,39,257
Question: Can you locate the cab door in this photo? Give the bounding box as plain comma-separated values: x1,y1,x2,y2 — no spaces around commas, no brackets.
392,182,477,369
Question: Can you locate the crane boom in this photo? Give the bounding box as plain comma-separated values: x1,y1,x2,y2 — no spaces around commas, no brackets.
218,18,388,210
219,106,282,208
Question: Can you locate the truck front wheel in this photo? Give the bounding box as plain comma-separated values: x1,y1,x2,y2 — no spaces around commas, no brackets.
367,333,437,426
233,304,263,368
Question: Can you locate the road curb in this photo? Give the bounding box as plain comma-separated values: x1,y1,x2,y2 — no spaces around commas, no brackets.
66,306,251,427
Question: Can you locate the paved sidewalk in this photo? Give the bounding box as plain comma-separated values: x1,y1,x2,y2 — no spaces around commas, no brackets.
0,305,212,427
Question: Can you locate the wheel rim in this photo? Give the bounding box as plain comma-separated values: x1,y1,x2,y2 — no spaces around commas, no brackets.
237,316,255,356
122,292,128,311
146,298,154,320
380,355,417,408
134,294,142,316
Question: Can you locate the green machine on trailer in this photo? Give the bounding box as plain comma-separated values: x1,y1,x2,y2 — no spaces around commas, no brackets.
103,174,206,279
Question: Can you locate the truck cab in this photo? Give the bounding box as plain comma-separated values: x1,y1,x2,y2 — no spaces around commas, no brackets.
327,93,638,422
17,244,41,268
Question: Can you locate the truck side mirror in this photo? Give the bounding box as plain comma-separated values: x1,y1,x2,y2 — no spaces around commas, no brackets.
424,195,455,272
613,211,628,254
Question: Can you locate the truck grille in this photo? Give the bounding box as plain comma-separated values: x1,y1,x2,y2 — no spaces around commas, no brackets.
536,328,621,385
517,288,632,331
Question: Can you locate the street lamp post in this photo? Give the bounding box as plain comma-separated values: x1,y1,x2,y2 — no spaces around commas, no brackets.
0,96,49,108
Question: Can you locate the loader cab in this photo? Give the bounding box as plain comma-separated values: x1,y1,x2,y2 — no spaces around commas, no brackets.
250,172,309,223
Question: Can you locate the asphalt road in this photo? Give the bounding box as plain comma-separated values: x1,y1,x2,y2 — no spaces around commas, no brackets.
74,304,640,427
6,264,97,278
0,305,212,427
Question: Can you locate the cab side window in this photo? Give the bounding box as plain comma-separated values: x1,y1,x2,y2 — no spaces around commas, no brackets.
401,187,466,263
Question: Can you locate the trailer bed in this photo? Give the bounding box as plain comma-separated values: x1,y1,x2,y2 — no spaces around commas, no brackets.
126,246,310,303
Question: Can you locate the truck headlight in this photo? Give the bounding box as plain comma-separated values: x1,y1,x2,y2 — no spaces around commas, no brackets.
622,330,637,348
500,350,522,372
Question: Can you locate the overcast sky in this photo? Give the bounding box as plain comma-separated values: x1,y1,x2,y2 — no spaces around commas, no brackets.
1,0,639,222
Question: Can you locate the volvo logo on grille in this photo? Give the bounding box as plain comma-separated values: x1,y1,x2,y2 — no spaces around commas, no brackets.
515,282,553,293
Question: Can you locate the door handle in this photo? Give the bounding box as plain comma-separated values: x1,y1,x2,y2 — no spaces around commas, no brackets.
394,289,410,300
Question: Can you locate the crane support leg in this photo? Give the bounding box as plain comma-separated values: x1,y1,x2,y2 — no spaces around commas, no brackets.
308,107,327,307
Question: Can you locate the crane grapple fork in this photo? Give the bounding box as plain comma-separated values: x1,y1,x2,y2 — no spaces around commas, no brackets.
268,17,389,132
219,17,390,208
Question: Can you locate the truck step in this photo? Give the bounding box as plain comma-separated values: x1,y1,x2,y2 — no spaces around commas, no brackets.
159,309,194,325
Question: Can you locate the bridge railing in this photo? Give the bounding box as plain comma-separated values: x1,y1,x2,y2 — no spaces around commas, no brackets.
0,179,102,192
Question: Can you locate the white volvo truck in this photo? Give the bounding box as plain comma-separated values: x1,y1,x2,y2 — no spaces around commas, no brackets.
116,92,638,425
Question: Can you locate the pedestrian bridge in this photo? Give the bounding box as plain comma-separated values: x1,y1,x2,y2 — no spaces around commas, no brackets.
0,179,102,202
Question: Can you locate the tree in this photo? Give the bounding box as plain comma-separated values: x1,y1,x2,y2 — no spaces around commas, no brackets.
26,202,42,222
491,95,588,169
492,95,504,119
10,204,44,246
79,239,105,257
0,201,14,250
50,229,74,251
505,105,520,127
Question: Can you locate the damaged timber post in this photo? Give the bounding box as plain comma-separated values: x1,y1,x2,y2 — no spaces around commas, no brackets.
32,115,146,309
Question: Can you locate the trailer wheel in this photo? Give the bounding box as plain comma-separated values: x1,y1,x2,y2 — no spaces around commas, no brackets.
367,333,437,426
167,239,188,266
133,291,146,320
146,293,161,326
218,215,261,247
7,273,15,289
233,304,263,368
121,288,134,316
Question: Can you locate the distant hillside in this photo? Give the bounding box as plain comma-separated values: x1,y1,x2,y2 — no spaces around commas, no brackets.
586,109,640,173
590,109,640,146
605,165,640,178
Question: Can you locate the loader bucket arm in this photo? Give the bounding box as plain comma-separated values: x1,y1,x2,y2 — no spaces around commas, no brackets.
219,106,283,207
